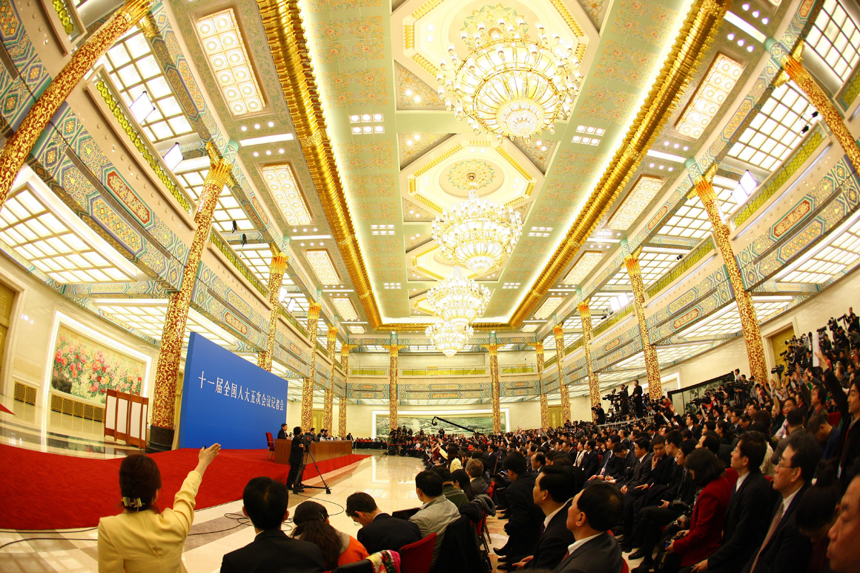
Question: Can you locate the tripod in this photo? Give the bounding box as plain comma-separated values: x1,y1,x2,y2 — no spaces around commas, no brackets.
291,447,331,495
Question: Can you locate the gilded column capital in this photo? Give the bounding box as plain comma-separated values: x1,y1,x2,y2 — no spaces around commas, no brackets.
577,302,591,317
534,342,544,355
553,324,564,338
307,303,321,322
624,254,641,276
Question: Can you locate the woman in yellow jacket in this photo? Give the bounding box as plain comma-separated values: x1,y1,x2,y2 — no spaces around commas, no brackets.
97,444,220,572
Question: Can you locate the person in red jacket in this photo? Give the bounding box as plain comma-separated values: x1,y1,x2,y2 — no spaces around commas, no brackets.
666,448,732,572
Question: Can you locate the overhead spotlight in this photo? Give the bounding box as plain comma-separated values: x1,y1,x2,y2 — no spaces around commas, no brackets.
241,233,247,245
676,254,683,260
232,220,239,232
801,125,810,134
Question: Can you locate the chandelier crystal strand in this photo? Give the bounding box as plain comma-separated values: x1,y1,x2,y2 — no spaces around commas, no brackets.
426,320,474,357
426,266,492,326
437,11,582,140
431,173,522,274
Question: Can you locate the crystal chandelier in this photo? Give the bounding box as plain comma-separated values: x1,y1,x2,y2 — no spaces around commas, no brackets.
432,173,522,274
426,320,474,357
437,8,582,140
426,266,491,327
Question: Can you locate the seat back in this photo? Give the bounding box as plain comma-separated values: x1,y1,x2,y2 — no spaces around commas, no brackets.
621,560,630,573
829,411,842,428
486,480,495,499
266,432,275,450
400,532,436,573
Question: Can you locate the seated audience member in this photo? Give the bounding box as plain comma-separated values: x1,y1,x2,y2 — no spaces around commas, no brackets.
345,492,421,555
495,452,545,564
451,468,477,501
796,465,842,573
532,452,546,472
806,414,841,462
581,440,600,479
772,408,806,464
511,466,582,571
817,352,860,486
625,439,696,558
220,478,325,573
659,449,731,573
292,501,368,571
409,470,460,567
690,431,775,573
98,445,221,572
828,462,860,573
618,437,652,491
432,466,469,509
742,432,820,573
467,458,489,494
553,482,623,573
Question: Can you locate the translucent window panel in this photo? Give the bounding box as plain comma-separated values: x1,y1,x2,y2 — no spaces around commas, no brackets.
99,27,195,145
727,83,813,172
675,299,790,339
94,302,237,347
542,332,582,350
605,251,686,288
656,182,737,239
780,218,860,283
807,0,860,84
611,343,713,370
173,167,253,235
0,188,135,284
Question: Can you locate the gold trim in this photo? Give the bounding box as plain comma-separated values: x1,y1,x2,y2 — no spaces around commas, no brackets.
414,144,464,177
414,193,443,212
548,0,585,39
412,53,439,76
257,0,382,327
509,0,728,326
404,24,415,50
411,0,446,20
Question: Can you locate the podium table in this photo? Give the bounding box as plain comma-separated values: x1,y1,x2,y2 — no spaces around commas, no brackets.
274,439,352,465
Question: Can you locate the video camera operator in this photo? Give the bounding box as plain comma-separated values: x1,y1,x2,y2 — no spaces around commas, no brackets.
592,402,606,425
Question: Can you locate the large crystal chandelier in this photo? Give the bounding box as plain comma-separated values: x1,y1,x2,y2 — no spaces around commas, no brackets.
426,266,491,327
432,173,523,274
437,7,582,140
426,321,474,357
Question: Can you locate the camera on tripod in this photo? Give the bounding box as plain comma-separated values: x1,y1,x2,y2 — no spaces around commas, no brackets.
771,364,785,375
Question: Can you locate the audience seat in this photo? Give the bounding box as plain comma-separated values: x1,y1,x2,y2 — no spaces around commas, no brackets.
432,516,484,573
621,560,630,573
829,411,842,428
265,432,275,461
400,532,436,573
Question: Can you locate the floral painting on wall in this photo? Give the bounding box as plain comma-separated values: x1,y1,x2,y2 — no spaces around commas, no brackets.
50,325,145,404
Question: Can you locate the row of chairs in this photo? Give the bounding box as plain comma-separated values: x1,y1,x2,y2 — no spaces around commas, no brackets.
332,532,436,573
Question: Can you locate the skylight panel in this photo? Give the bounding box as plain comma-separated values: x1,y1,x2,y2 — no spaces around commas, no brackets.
807,0,860,84
100,27,195,144
779,217,860,283
727,83,813,172
331,297,359,321
260,164,312,227
0,186,136,284
534,296,565,320
676,54,744,139
306,250,341,287
562,252,605,286
675,298,790,338
196,8,265,116
608,177,665,231
173,166,253,234
93,301,238,347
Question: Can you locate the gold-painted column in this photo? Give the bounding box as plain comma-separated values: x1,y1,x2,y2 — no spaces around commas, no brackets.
0,0,152,209
149,155,232,450
339,345,353,436
694,172,768,383
388,345,399,430
488,344,501,435
578,302,600,421
324,328,336,432
553,324,571,424
536,343,548,430
776,42,860,175
300,302,321,431
625,255,662,401
258,253,287,371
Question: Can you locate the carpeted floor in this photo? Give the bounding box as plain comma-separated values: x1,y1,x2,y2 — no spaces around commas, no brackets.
0,403,13,414
0,443,367,530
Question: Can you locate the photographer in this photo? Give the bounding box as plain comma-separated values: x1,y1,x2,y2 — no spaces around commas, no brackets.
288,426,307,493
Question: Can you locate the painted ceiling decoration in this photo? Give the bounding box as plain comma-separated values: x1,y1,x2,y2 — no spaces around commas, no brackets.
7,0,859,409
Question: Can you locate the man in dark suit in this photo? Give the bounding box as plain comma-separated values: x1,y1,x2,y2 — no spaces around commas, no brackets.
276,423,288,440
488,444,502,475
553,482,623,573
508,466,583,570
581,440,600,480
221,477,324,573
495,453,545,564
345,492,422,555
691,431,776,573
467,458,490,494
632,380,644,418
741,432,819,573
618,437,652,490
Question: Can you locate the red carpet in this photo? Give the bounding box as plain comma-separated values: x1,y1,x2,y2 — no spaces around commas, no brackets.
0,443,368,530
0,403,13,414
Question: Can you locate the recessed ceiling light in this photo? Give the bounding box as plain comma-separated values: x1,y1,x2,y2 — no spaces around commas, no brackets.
241,125,247,132
254,123,260,129
253,151,259,157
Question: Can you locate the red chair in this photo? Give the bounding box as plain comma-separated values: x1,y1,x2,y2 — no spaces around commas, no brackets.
829,411,842,428
266,432,275,461
621,560,630,573
400,532,436,573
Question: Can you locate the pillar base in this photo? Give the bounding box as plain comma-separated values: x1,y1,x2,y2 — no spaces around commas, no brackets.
146,425,175,453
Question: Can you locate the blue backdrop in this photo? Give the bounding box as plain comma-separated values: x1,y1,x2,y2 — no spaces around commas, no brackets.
179,332,288,450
